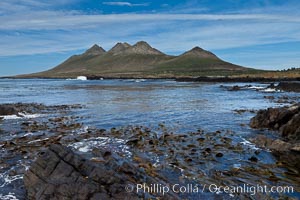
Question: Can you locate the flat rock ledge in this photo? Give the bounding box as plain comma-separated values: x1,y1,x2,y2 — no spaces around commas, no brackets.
24,144,178,200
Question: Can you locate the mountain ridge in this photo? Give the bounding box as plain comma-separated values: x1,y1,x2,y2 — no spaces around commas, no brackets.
17,41,253,78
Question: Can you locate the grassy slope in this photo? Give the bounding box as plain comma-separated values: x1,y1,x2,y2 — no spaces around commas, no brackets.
29,53,175,78
18,48,300,79
145,54,263,77
85,54,174,74
25,56,254,78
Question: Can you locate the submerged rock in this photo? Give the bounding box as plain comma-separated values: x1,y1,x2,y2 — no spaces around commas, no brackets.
250,135,300,170
229,85,241,91
0,103,82,116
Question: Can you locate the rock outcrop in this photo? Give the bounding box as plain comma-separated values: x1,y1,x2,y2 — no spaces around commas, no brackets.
250,104,300,170
250,103,300,141
276,81,300,92
24,144,178,200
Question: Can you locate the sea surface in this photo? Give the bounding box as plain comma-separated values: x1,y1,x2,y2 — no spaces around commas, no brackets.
0,79,291,131
0,79,299,199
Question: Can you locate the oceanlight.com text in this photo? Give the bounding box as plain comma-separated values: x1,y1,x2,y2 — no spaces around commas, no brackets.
125,183,294,196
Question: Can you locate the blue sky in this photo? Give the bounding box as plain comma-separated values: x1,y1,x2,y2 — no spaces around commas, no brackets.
0,0,300,76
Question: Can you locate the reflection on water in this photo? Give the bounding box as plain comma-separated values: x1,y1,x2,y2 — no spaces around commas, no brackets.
1,79,295,133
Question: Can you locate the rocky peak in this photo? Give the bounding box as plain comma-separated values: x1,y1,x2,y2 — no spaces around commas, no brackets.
108,42,131,54
134,41,152,48
83,44,106,56
123,41,164,55
191,46,205,52
182,46,219,59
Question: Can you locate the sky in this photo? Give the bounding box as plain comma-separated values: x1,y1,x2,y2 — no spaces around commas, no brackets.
0,0,300,76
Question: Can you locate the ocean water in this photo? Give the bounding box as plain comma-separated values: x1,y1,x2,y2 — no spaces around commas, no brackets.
0,79,290,132
0,79,299,199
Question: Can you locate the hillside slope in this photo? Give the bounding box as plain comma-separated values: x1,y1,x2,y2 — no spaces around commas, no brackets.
18,41,252,78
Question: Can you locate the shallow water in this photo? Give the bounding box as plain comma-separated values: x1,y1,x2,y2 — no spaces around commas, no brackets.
0,79,292,131
0,79,299,199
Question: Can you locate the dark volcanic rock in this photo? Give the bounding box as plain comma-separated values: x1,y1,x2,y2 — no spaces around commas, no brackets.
250,104,300,170
24,144,178,200
0,105,18,115
250,104,300,140
276,81,300,92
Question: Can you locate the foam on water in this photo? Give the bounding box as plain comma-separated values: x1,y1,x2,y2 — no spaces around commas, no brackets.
69,137,131,155
240,138,260,150
0,193,18,200
247,86,266,90
262,88,280,93
1,113,42,120
0,173,23,188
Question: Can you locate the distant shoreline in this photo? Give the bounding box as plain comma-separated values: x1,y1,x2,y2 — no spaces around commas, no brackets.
2,76,300,83
175,76,300,82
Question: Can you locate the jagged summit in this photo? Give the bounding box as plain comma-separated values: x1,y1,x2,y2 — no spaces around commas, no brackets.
108,42,131,54
84,44,106,56
181,46,219,59
122,41,164,55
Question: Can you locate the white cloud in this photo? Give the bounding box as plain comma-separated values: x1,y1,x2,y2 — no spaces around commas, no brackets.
1,16,299,58
0,0,300,71
102,2,149,7
0,13,299,31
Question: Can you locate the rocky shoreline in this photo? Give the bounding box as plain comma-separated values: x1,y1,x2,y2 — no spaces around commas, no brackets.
250,103,300,170
1,100,300,199
176,77,300,83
